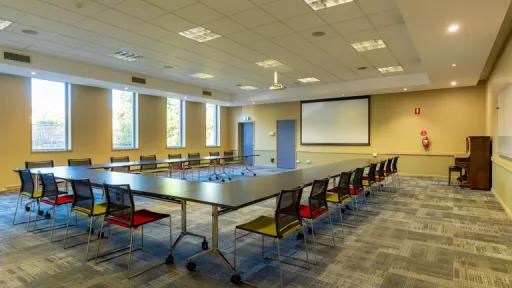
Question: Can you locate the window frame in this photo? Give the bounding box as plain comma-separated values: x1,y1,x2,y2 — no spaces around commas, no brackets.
111,90,139,150
30,78,72,152
166,98,186,148
205,103,221,147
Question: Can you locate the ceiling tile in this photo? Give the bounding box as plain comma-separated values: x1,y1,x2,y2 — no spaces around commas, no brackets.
356,0,396,14
330,17,373,36
261,0,311,19
316,2,363,24
150,13,194,32
378,25,420,63
362,48,399,68
115,0,167,20
47,0,108,16
252,21,294,38
92,0,125,8
0,5,26,23
367,9,404,27
3,0,87,25
343,28,380,43
204,18,246,35
174,3,223,24
202,0,255,15
144,0,196,11
282,12,326,32
231,7,275,28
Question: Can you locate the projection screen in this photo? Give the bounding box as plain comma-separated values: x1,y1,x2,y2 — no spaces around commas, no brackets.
301,96,370,145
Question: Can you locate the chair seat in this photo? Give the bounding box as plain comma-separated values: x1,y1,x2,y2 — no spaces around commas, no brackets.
72,203,107,217
21,190,42,198
236,215,300,238
41,194,73,205
327,186,339,193
106,209,169,228
299,204,328,219
326,192,350,203
349,186,364,195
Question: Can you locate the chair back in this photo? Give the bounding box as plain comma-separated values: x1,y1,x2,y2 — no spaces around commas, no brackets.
18,169,35,196
308,178,329,217
168,153,183,169
39,172,60,198
25,160,54,169
275,186,303,238
68,158,92,167
385,158,393,174
392,156,399,172
103,184,135,227
367,163,377,182
337,171,353,200
377,161,385,178
224,151,235,163
140,155,157,171
110,156,129,172
187,152,201,166
209,151,220,164
70,178,95,212
352,167,364,191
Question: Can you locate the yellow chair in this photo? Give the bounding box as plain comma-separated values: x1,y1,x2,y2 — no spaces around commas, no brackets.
12,169,43,230
326,171,353,232
64,178,107,260
232,186,309,287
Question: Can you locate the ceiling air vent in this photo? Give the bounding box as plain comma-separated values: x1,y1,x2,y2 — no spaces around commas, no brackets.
202,90,212,96
4,51,31,63
131,76,146,84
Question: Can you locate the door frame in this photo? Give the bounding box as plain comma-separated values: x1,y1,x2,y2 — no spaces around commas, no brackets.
276,119,296,169
238,121,255,157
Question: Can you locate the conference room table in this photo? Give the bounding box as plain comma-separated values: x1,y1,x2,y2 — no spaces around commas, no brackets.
90,154,259,181
24,157,372,281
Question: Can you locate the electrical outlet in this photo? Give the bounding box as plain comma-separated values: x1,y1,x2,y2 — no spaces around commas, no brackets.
270,157,275,163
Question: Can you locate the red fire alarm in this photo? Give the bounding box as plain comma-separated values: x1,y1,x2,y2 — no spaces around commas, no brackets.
414,107,421,115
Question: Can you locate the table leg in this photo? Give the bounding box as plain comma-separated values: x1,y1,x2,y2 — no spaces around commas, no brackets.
240,157,256,176
186,206,234,272
172,200,208,250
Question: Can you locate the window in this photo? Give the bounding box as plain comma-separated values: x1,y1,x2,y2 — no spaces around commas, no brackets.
205,103,220,146
112,89,138,149
31,78,71,151
167,98,185,147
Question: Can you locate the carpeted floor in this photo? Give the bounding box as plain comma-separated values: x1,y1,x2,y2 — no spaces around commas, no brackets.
0,175,511,288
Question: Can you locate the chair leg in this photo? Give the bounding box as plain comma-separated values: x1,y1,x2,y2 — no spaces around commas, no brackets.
95,216,106,262
127,227,134,276
328,212,335,247
27,201,34,231
302,225,310,265
85,216,94,259
64,209,72,248
50,205,57,242
311,220,317,264
12,194,22,225
338,204,344,237
276,238,284,288
141,225,144,249
233,228,237,271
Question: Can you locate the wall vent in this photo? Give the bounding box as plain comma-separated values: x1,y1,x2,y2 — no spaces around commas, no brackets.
4,52,31,63
131,76,146,84
202,90,212,96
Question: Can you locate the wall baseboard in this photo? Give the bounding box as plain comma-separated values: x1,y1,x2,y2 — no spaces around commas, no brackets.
492,188,512,220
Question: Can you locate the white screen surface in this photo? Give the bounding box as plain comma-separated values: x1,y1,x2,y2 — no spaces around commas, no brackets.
498,85,512,158
301,97,369,145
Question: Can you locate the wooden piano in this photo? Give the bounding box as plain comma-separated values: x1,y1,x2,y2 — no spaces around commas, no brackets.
454,136,492,190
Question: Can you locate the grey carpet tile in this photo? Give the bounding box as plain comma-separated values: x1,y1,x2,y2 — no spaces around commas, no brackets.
1,175,512,287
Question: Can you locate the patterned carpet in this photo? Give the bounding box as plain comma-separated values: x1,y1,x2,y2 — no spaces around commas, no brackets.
0,175,511,288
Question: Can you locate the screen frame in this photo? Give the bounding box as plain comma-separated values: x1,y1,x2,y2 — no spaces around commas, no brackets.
300,95,371,146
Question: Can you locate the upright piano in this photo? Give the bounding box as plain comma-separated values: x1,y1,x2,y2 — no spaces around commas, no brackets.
454,136,492,190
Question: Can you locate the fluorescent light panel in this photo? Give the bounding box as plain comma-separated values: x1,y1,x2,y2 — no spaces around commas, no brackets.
109,50,142,62
304,0,353,11
0,19,13,30
377,66,404,74
298,77,320,83
351,39,386,52
179,26,221,42
255,59,284,68
190,73,214,79
239,85,258,90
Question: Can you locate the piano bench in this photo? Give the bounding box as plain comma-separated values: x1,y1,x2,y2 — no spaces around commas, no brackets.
448,166,463,185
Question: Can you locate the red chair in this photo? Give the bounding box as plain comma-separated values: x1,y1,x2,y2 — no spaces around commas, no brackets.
299,178,335,263
34,172,73,241
96,184,173,278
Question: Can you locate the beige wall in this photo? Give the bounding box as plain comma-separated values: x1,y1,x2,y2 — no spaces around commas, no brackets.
486,33,512,217
0,73,231,190
227,85,487,177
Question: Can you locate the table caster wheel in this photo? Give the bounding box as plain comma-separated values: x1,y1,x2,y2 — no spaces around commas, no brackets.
208,177,212,181
25,205,31,212
252,173,256,176
201,240,209,250
228,178,232,181
44,211,51,219
296,232,304,240
241,172,245,176
221,179,225,183
98,231,106,239
88,227,94,234
166,255,174,265
231,274,242,284
216,176,220,180
186,261,196,271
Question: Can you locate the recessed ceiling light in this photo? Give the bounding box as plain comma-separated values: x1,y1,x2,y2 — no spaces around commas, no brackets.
0,19,13,30
377,65,404,74
357,66,368,70
179,26,221,43
451,81,458,86
403,88,408,91
22,29,38,35
164,65,174,69
237,84,258,90
447,24,460,33
252,102,256,104
31,71,36,75
109,50,142,62
256,59,284,68
312,31,326,37
451,63,457,67
351,39,386,52
304,0,354,11
297,77,320,83
190,72,214,79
